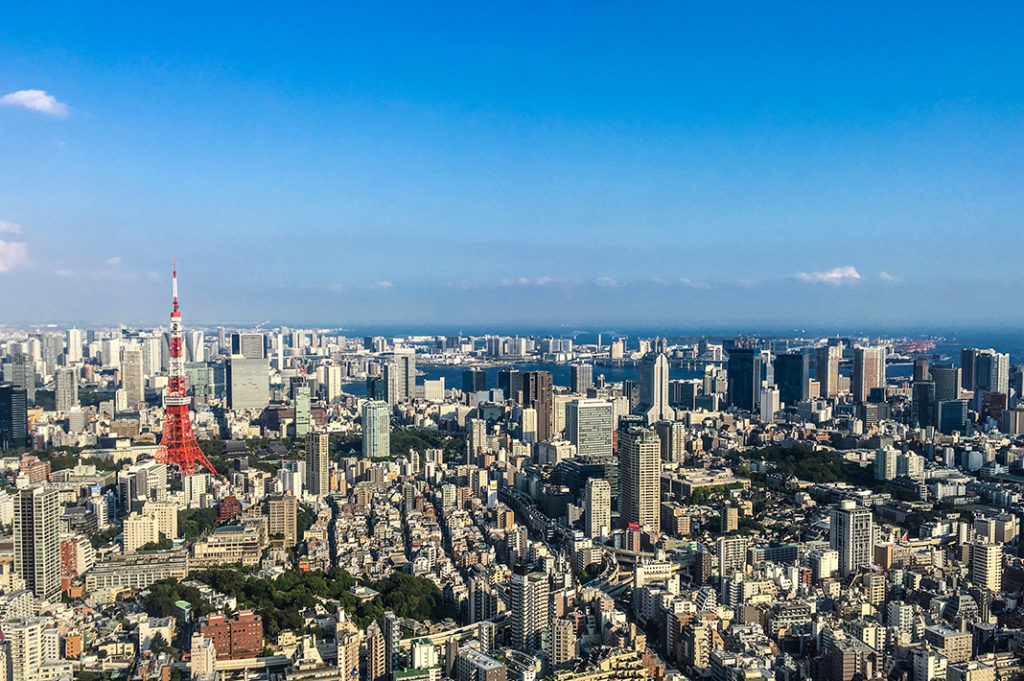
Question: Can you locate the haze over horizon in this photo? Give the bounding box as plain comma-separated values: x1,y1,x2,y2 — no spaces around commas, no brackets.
2,3,1023,326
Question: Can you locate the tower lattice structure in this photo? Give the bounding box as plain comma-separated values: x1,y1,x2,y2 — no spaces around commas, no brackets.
154,266,218,476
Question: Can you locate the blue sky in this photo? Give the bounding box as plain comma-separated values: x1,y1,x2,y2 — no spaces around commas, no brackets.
1,3,1022,328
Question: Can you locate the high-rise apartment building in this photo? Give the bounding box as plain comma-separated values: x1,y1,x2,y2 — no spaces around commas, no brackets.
618,424,661,531
584,478,611,539
830,500,874,577
971,542,1001,592
54,367,78,416
267,493,298,544
14,485,60,599
362,400,390,459
120,345,145,410
305,432,329,497
509,567,550,652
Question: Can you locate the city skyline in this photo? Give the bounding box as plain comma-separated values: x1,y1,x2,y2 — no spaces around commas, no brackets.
2,4,1023,325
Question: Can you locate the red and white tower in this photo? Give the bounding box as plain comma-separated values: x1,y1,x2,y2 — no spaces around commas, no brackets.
154,265,218,476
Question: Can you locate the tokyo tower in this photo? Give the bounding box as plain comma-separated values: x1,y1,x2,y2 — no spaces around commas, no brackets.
154,265,218,476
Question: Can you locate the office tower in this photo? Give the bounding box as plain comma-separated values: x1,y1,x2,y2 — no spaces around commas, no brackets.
366,375,388,402
305,432,329,497
974,350,1010,397
913,357,931,383
960,348,977,392
381,362,403,406
385,347,416,401
971,542,1002,591
727,348,761,412
759,384,779,422
54,367,78,416
669,379,699,410
565,399,613,458
365,621,387,681
0,383,29,450
931,365,961,401
294,383,311,436
584,478,611,539
852,347,885,404
639,353,674,422
66,328,84,363
509,567,550,652
230,332,266,359
618,424,661,531
552,618,578,670
498,368,523,404
154,268,219,476
362,400,390,459
120,345,145,410
570,363,594,394
912,381,936,428
226,358,270,410
7,353,35,405
522,371,554,441
815,345,841,397
267,493,298,543
14,485,60,599
831,500,874,577
462,369,487,395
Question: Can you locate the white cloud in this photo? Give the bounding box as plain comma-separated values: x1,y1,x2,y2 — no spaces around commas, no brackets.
678,277,710,289
501,276,555,287
879,271,898,282
105,256,122,266
2,90,69,117
594,276,619,288
369,280,393,290
0,240,30,272
0,220,22,234
796,266,861,285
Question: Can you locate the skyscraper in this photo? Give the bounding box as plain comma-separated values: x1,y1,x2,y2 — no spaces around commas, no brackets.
509,567,550,652
974,350,1009,398
305,432,329,497
362,400,390,459
391,347,417,400
960,348,978,392
498,367,523,404
584,478,611,539
54,367,78,416
14,485,60,599
931,365,961,402
462,369,487,395
226,357,270,410
774,352,809,407
830,500,874,577
618,424,661,531
522,371,554,441
230,332,266,359
639,353,674,423
120,344,145,410
0,383,29,450
727,348,761,412
852,347,885,404
971,541,1002,591
294,382,311,436
570,363,594,394
565,399,614,458
815,345,841,398
6,353,36,405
